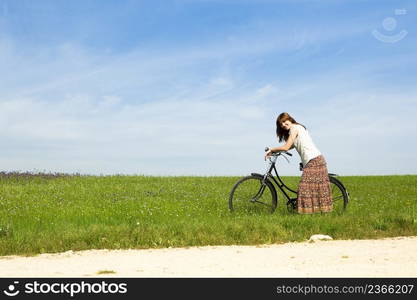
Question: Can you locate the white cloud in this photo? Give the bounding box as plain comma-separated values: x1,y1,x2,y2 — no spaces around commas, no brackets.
255,84,279,98
0,18,416,175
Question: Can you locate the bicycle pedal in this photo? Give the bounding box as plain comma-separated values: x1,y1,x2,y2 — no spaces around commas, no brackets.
290,198,297,208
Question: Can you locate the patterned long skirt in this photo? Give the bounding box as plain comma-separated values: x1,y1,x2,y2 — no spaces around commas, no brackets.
297,155,333,214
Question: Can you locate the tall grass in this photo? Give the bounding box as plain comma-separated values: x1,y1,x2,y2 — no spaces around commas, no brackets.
0,172,416,256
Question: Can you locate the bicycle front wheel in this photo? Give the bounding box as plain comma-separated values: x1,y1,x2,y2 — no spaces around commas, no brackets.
229,175,277,214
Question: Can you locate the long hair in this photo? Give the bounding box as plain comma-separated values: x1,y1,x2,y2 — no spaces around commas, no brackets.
276,112,306,142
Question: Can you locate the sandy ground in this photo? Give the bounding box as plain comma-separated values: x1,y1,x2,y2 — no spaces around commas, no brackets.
1,236,417,278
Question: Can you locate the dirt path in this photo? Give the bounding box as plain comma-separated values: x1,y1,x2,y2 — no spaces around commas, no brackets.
1,236,416,278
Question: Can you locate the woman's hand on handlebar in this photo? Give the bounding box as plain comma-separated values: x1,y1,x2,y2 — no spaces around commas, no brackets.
264,147,273,160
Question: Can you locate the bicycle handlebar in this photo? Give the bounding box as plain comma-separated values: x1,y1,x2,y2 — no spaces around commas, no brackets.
265,147,293,156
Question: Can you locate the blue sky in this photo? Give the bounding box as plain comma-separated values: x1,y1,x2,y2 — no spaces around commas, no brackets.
0,0,416,176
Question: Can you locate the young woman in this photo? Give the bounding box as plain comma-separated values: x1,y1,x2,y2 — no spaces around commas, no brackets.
264,112,332,214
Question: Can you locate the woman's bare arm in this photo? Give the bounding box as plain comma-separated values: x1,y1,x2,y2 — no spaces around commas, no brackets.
265,128,297,159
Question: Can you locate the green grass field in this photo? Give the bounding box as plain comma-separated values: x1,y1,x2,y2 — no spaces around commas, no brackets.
0,172,416,256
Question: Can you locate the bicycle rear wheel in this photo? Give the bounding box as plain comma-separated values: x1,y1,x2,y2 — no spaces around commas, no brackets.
329,176,348,213
229,175,277,214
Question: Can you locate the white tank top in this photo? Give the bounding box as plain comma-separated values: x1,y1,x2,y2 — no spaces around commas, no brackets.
290,124,321,166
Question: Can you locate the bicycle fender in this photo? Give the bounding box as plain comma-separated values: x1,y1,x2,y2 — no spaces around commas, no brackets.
329,175,349,200
250,172,264,178
250,173,278,200
251,172,276,182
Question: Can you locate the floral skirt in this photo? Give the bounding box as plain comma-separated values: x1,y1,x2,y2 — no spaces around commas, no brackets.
297,155,333,214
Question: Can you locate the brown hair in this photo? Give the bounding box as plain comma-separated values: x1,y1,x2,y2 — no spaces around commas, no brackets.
276,112,306,142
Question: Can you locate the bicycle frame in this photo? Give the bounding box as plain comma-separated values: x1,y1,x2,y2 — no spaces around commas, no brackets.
254,153,298,202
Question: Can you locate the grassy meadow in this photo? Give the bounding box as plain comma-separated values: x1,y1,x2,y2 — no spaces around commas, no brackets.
0,172,416,256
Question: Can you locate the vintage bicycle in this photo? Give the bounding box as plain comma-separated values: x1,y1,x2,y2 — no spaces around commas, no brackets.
229,148,349,214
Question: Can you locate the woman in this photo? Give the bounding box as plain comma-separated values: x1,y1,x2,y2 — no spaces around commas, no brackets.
264,112,332,214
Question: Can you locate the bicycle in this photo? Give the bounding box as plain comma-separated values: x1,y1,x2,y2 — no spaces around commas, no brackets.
229,147,349,214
